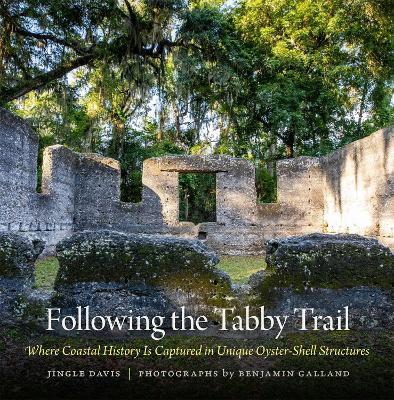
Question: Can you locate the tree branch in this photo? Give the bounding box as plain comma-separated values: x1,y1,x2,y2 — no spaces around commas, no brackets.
0,53,94,105
14,27,90,55
124,0,138,26
0,13,184,104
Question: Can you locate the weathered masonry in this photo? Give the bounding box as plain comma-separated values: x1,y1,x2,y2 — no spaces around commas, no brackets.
0,108,393,254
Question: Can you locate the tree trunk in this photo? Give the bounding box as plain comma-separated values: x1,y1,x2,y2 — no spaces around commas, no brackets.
184,190,189,221
357,81,368,137
284,123,296,158
110,116,126,159
157,100,166,141
267,133,277,175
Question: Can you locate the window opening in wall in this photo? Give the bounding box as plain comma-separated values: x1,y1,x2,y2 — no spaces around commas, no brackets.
198,231,207,240
179,173,216,224
255,163,277,203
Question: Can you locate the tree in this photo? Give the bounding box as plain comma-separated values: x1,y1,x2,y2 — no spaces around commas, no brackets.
1,0,392,206
234,0,394,155
170,0,394,159
0,0,184,104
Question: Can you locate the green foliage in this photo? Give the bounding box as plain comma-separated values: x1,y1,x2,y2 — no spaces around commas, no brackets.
238,0,394,153
118,126,184,203
179,173,216,224
1,0,393,205
0,0,185,103
255,163,277,203
172,0,394,158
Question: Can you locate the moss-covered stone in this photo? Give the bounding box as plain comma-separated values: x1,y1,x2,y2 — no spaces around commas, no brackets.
265,233,394,290
0,233,45,325
52,231,234,328
0,233,44,279
55,230,228,288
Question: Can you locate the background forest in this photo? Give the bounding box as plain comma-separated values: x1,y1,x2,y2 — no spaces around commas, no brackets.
0,0,393,222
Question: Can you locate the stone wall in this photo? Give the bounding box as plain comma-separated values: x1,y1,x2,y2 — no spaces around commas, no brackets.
0,108,393,254
321,127,394,249
0,110,76,252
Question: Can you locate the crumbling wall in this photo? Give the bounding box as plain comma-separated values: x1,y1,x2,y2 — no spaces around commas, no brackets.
0,108,393,255
197,156,326,254
142,156,259,225
0,110,166,252
322,127,394,248
138,156,264,254
74,153,122,230
73,154,167,234
257,157,324,234
0,110,76,253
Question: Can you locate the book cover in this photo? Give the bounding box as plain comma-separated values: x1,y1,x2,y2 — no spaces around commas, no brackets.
0,1,393,399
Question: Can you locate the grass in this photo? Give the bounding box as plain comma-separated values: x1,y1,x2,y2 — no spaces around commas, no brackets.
34,255,265,288
34,257,59,289
217,255,266,284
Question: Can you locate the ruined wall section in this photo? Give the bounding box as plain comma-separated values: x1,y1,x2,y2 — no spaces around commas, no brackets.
145,155,259,225
215,158,258,226
322,127,394,248
0,109,38,227
74,154,122,230
205,157,325,254
1,108,392,255
0,109,77,252
141,158,180,227
73,155,167,234
133,156,263,254
0,109,168,251
256,157,324,237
